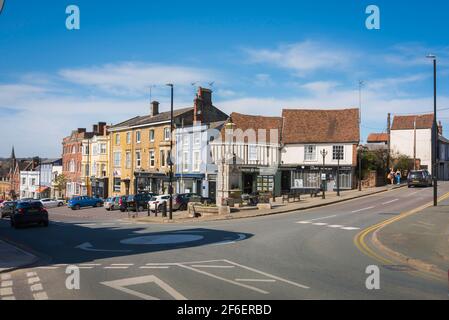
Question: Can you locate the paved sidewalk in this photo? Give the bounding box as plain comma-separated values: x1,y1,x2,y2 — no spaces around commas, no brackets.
0,240,37,273
131,184,405,224
374,197,449,279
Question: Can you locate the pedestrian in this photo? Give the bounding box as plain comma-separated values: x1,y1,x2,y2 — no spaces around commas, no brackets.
396,169,401,185
388,169,395,185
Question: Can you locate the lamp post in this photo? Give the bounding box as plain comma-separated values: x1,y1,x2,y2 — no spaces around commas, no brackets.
336,149,341,197
166,83,174,219
320,149,328,199
358,145,363,191
427,54,438,206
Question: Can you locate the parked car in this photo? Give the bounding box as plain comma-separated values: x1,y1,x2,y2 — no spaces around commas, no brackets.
10,201,49,228
148,195,171,212
408,170,433,188
104,197,121,211
40,198,64,208
1,201,17,219
120,193,156,212
68,196,104,210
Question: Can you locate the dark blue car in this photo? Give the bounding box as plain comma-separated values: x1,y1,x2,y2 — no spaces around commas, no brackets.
68,196,103,210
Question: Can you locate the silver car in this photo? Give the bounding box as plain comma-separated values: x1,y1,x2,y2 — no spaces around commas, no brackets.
104,197,120,211
40,198,65,208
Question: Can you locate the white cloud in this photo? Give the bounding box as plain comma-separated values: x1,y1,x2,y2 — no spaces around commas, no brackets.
59,62,219,97
300,81,340,95
245,41,355,76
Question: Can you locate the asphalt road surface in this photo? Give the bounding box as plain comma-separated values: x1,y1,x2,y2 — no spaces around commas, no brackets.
1,183,449,300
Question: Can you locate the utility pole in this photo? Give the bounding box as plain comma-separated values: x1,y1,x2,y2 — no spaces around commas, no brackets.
358,80,364,192
358,145,363,191
336,149,341,197
387,113,391,174
413,117,417,170
427,55,438,206
321,149,328,199
167,83,174,220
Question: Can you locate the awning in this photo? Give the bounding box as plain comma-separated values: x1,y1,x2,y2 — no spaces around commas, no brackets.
37,186,49,193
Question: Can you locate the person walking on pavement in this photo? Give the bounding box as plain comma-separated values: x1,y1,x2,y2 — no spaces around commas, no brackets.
396,169,402,185
388,169,395,185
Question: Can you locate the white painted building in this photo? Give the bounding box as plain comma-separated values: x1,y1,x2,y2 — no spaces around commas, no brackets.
281,108,360,191
20,171,40,199
390,114,434,174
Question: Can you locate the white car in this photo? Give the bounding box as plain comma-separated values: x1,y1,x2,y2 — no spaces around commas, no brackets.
148,195,171,212
40,198,64,208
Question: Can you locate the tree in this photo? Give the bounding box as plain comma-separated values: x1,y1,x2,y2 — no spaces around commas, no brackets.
54,174,68,198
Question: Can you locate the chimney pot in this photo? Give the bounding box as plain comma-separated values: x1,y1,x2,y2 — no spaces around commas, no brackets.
151,101,160,117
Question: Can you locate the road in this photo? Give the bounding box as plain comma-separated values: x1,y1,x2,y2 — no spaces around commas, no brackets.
1,184,449,300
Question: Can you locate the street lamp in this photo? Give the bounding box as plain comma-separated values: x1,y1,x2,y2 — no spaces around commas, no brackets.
336,149,342,197
427,54,438,206
166,83,174,219
320,149,328,199
358,145,363,191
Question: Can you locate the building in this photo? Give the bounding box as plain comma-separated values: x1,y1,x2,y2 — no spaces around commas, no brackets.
281,108,360,192
366,133,388,151
62,128,95,198
211,112,283,204
108,87,228,196
19,170,40,199
0,147,33,200
80,123,110,198
174,121,225,199
39,159,63,199
390,114,435,174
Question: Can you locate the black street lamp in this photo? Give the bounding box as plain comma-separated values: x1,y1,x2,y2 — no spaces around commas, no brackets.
320,149,328,200
166,83,174,219
336,149,341,197
427,54,438,206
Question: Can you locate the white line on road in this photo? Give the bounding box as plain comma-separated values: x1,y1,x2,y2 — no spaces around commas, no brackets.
79,263,102,267
191,265,236,269
327,225,344,228
37,266,59,270
0,274,11,281
28,277,41,285
235,279,277,283
351,206,375,213
312,223,328,226
1,296,16,300
33,292,48,300
296,215,337,224
1,280,13,288
382,199,399,205
111,263,134,266
0,287,13,296
139,266,170,269
341,227,361,231
104,266,130,269
30,284,44,292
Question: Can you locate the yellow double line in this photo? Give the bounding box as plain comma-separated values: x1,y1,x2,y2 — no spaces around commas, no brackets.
354,191,449,269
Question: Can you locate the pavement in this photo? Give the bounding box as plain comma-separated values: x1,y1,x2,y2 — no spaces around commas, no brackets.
372,196,449,280
0,240,37,273
1,183,449,300
133,184,407,224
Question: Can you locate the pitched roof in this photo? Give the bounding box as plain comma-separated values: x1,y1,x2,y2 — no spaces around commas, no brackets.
110,107,194,130
282,108,360,144
224,113,283,144
391,114,434,130
367,133,389,143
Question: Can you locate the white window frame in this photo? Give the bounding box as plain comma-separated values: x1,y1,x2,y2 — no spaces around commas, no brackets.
304,145,317,162
164,128,171,141
333,145,345,161
100,143,107,154
149,130,155,142
125,152,131,169
160,150,166,167
126,132,131,145
149,150,155,168
249,145,258,161
114,152,121,167
135,151,142,168
136,131,141,144
193,151,201,172
183,152,189,172
115,134,120,146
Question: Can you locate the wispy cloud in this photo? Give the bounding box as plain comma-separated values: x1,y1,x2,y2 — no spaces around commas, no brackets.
245,41,356,76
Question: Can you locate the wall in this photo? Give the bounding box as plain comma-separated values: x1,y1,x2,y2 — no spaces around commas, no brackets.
390,129,432,173
282,143,356,167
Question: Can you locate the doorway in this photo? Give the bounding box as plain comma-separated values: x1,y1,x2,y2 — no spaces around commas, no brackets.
242,173,255,194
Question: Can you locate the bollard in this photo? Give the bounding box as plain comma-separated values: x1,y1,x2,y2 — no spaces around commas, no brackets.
162,202,167,218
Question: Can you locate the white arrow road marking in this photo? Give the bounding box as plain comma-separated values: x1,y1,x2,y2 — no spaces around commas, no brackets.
101,275,187,300
75,242,132,253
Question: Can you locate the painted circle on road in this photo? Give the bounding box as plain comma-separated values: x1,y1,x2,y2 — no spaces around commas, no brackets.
120,234,204,245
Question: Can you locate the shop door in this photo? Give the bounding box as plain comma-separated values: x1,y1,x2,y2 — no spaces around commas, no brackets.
208,181,216,201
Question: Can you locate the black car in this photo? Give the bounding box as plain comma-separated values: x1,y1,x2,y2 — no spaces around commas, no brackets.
120,193,157,212
408,170,433,187
11,201,49,229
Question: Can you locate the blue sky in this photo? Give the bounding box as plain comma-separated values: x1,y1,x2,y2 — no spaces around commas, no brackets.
1,0,449,157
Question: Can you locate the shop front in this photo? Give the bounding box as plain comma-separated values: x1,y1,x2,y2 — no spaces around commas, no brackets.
134,172,169,194
90,177,108,199
175,174,204,195
241,167,280,196
288,165,355,191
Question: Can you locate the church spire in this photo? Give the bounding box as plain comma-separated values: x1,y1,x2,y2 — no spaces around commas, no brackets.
11,146,16,160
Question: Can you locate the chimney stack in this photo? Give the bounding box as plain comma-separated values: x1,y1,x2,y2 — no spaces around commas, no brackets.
98,122,107,135
194,87,213,123
151,101,159,117
93,124,99,135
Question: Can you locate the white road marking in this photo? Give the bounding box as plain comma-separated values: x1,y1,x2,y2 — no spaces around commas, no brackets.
191,265,236,269
1,280,13,288
0,274,11,281
327,225,344,228
79,263,102,267
139,266,170,269
407,191,419,197
104,266,130,269
296,215,337,224
37,266,59,270
0,287,13,296
101,275,187,300
341,227,360,231
1,296,16,300
33,292,48,300
223,260,310,290
382,199,399,205
111,263,134,266
30,284,44,292
351,206,375,213
312,223,328,226
235,279,277,283
28,277,41,285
